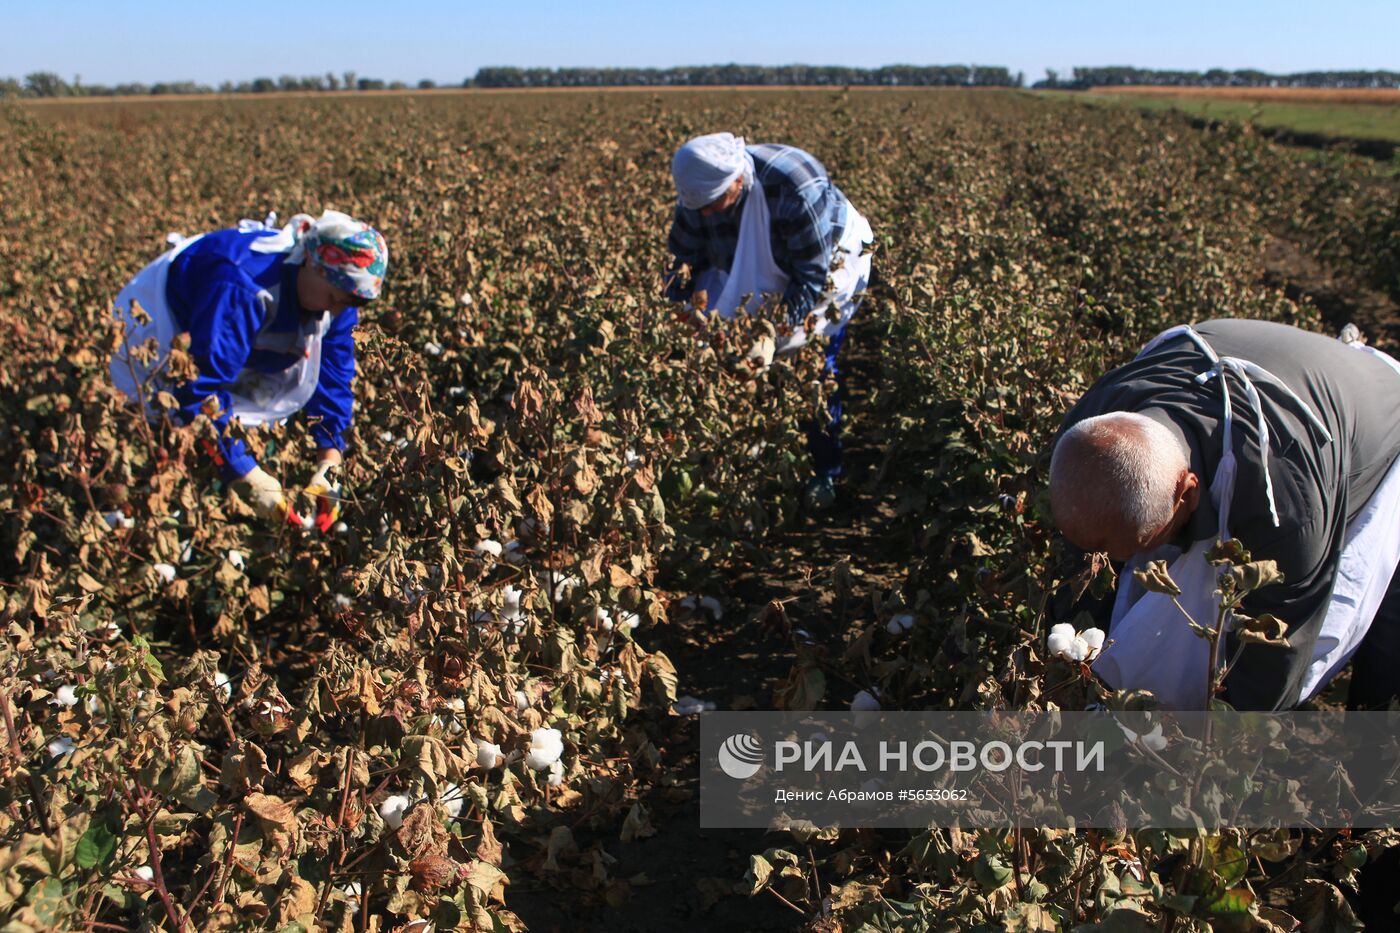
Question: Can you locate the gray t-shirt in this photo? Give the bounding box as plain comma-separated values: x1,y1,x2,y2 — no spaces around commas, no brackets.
1060,319,1400,709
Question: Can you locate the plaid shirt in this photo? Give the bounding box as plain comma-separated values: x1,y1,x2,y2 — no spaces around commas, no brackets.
663,143,848,323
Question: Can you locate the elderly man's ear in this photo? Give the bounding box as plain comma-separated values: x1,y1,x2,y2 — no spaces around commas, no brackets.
1176,470,1202,516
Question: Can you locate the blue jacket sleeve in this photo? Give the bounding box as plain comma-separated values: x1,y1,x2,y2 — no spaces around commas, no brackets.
775,195,834,326
303,309,357,451
663,202,707,302
169,269,264,478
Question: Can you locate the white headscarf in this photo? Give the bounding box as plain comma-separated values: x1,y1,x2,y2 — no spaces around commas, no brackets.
671,133,755,210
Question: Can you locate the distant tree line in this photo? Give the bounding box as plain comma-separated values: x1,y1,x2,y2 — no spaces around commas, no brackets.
0,71,430,98
1035,67,1400,90
469,64,1022,87
1,64,1023,99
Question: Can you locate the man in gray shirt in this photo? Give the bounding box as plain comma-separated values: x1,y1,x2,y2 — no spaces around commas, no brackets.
1051,319,1400,710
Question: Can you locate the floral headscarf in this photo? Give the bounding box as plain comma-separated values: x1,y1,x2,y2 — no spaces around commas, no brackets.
286,210,389,301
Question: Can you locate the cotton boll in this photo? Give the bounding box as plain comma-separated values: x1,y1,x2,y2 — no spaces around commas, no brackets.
1046,623,1076,659
545,572,580,604
477,739,503,769
51,685,79,707
591,606,614,630
886,613,914,635
379,430,394,442
1117,720,1169,752
227,550,245,571
502,586,525,615
526,727,564,770
47,736,75,758
339,882,363,899
698,596,724,619
513,689,530,711
438,698,466,735
153,563,177,584
300,513,316,530
333,521,349,534
440,782,465,818
133,865,155,883
1048,623,1104,662
215,671,233,703
379,794,411,830
617,611,640,632
395,437,411,450
474,539,503,558
502,540,525,564
448,386,466,397
850,690,881,712
1136,724,1168,752
624,449,642,470
460,290,473,306
179,540,195,564
547,759,564,787
333,594,354,611
424,341,443,356
95,621,121,642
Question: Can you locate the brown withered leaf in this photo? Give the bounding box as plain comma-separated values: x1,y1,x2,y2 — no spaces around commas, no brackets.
1134,559,1181,597
244,792,298,834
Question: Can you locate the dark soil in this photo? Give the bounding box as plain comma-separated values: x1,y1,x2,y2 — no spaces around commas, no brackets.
508,317,906,932
508,218,1400,932
1263,235,1400,352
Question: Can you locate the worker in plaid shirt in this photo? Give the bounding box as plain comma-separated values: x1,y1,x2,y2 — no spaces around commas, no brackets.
662,133,874,510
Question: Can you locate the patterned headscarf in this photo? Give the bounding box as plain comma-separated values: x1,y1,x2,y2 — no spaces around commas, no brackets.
286,210,389,301
671,133,755,210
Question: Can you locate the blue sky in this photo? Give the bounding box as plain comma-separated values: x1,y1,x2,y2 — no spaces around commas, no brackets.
4,1,1397,86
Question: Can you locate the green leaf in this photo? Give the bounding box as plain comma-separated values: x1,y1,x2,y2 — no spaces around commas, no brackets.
28,877,67,927
75,824,117,869
1202,886,1254,916
973,852,1013,891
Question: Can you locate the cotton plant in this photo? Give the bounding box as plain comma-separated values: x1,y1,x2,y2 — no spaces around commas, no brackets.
526,727,564,771
440,782,465,819
379,794,411,830
476,739,504,769
1117,719,1169,752
1047,623,1106,662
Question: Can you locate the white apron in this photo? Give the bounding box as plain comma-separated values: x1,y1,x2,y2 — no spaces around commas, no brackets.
695,183,873,347
1092,325,1400,708
109,226,328,426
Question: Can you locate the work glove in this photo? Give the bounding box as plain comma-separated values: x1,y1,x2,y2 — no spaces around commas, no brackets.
305,460,343,533
239,466,295,524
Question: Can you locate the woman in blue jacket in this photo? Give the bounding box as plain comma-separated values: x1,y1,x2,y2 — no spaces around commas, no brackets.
110,210,389,524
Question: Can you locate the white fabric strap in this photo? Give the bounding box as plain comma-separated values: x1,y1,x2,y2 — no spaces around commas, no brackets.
1139,324,1333,530
1195,356,1334,528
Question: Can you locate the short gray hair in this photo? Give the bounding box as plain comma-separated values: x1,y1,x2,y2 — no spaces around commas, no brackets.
1050,412,1187,541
